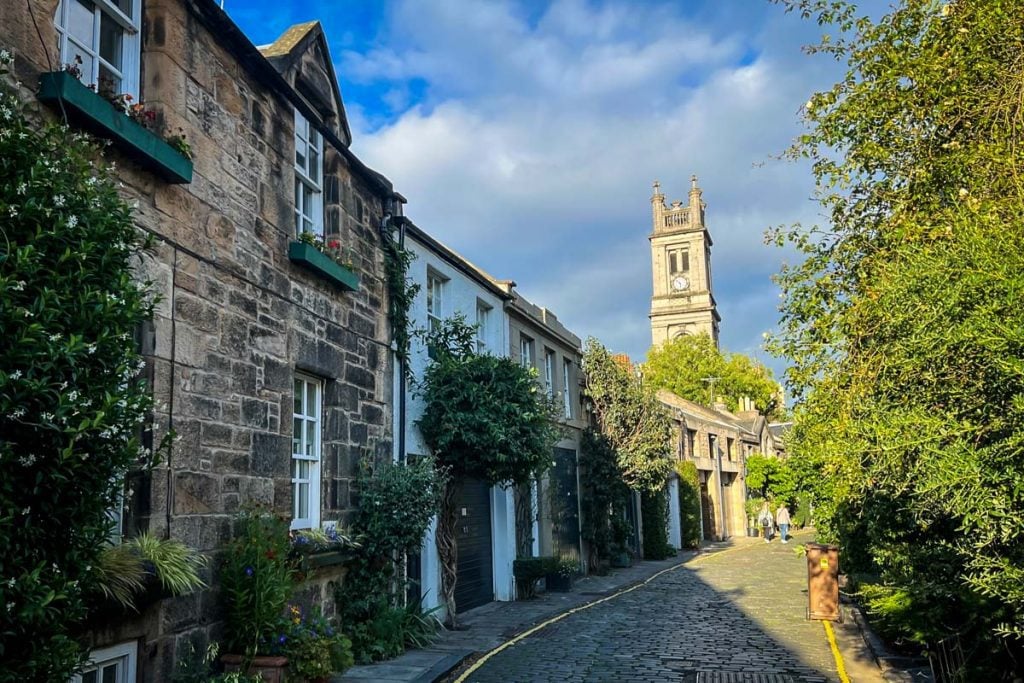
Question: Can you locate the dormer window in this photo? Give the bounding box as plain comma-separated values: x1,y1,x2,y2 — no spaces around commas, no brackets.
294,109,323,237
55,0,141,99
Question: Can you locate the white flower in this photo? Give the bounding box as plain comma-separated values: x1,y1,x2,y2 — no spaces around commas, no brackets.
0,106,10,120
5,603,13,613
59,381,68,390
4,578,13,587
66,215,78,228
41,412,53,421
8,206,17,217
20,507,29,515
21,309,31,317
49,333,61,341
10,280,25,291
86,343,97,354
958,188,968,198
15,183,25,195
9,370,21,380
0,49,11,63
67,390,79,401
9,408,25,419
85,176,97,186
18,454,35,466
54,195,65,208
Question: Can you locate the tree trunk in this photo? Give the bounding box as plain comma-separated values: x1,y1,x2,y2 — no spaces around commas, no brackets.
437,478,460,628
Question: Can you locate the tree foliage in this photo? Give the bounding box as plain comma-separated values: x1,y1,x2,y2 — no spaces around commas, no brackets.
640,488,673,560
769,0,1024,672
417,315,560,624
581,338,673,493
744,454,797,504
645,334,782,418
579,428,631,569
0,52,165,681
418,316,560,487
675,461,701,549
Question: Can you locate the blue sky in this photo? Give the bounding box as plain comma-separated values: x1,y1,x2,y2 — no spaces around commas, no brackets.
226,0,847,389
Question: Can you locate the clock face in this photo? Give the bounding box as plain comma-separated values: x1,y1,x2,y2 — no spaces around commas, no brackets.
672,276,689,291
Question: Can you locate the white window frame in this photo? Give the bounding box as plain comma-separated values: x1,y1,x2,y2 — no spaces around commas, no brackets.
475,301,491,354
71,641,137,683
563,359,573,419
291,374,322,531
55,0,141,99
520,335,534,369
294,109,324,238
426,272,445,331
544,350,555,399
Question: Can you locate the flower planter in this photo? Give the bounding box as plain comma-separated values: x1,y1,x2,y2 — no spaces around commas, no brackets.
288,241,360,291
747,527,760,537
36,71,193,184
221,654,288,683
544,573,574,592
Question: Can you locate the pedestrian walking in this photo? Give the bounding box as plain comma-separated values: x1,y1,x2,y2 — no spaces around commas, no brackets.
776,503,791,544
757,501,774,543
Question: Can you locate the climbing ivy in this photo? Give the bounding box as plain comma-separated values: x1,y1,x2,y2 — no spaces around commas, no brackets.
382,236,419,365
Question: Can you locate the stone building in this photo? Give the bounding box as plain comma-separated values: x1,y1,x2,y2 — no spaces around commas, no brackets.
658,390,749,542
649,176,721,347
1,1,401,678
495,285,587,572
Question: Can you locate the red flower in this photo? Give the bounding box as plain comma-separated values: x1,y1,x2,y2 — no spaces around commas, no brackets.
265,549,276,560
327,240,341,249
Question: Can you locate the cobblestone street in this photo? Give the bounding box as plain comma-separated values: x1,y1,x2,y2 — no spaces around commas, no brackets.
460,533,853,683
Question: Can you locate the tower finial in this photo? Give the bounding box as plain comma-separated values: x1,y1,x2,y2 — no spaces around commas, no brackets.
653,180,662,193
690,174,698,190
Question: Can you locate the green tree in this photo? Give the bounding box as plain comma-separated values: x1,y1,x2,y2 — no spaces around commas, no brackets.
579,428,630,570
645,334,782,418
581,339,673,493
769,0,1024,672
0,52,165,680
417,316,560,625
744,454,796,503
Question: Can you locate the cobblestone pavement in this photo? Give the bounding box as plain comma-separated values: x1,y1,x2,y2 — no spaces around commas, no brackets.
461,533,850,683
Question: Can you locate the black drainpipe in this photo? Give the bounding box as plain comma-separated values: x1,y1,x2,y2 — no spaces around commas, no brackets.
380,200,407,461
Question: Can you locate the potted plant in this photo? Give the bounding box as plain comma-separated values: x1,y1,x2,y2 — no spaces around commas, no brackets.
745,498,765,537
283,604,355,682
289,526,359,575
544,557,578,592
220,509,296,682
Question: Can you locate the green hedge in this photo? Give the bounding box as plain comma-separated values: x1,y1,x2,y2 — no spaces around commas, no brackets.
676,462,701,549
640,488,674,560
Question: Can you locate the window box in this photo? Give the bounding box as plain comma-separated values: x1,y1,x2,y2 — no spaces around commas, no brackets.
304,549,353,570
288,241,359,291
36,71,193,184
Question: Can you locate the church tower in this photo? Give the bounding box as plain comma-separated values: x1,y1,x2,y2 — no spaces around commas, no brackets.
649,175,720,348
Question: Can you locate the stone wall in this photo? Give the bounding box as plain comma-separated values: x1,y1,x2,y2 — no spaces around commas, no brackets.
0,0,394,678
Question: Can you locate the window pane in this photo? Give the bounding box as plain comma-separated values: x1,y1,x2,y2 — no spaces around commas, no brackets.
101,663,118,683
82,671,98,683
669,251,678,274
302,185,314,218
68,0,95,46
309,147,319,184
99,12,122,67
305,382,316,417
113,0,133,19
298,482,308,519
305,420,315,455
67,42,96,82
681,250,690,271
98,63,121,95
293,379,303,414
292,417,302,455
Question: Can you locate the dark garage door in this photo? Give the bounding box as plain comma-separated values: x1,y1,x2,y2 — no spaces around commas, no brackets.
454,478,493,612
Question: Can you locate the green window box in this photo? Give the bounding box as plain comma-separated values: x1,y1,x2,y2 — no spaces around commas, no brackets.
37,71,193,184
288,241,359,291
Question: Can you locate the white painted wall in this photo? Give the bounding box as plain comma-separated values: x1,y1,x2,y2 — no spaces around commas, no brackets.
394,232,513,619
667,478,682,548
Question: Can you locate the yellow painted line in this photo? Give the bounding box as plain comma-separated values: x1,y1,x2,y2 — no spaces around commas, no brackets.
823,619,851,683
452,543,750,683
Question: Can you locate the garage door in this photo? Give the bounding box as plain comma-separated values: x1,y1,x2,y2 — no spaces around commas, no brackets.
454,478,493,612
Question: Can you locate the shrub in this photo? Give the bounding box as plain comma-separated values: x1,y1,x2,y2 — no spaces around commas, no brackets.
283,604,354,680
580,428,630,567
676,461,701,549
0,50,166,681
513,557,550,599
640,488,674,560
221,509,295,656
93,533,206,610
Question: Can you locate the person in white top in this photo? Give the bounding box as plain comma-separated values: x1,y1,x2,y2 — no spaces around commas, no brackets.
776,503,792,544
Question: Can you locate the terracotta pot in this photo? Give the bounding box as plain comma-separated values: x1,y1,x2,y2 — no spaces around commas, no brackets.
220,654,288,683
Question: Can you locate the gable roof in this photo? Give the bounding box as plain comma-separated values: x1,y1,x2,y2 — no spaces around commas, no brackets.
657,389,754,435
259,21,352,146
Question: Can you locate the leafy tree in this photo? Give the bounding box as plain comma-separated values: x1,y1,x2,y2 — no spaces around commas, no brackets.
744,454,797,503
675,461,702,549
579,428,630,570
417,316,559,625
0,51,165,680
645,334,782,418
640,489,674,560
769,0,1024,672
581,338,673,492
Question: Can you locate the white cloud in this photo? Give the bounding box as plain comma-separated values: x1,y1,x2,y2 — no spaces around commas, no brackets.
344,0,843,382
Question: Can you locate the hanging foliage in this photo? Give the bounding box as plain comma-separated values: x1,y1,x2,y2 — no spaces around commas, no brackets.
381,236,420,365
579,428,630,571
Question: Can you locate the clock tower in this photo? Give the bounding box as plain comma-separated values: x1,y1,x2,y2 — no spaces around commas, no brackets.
649,175,720,348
